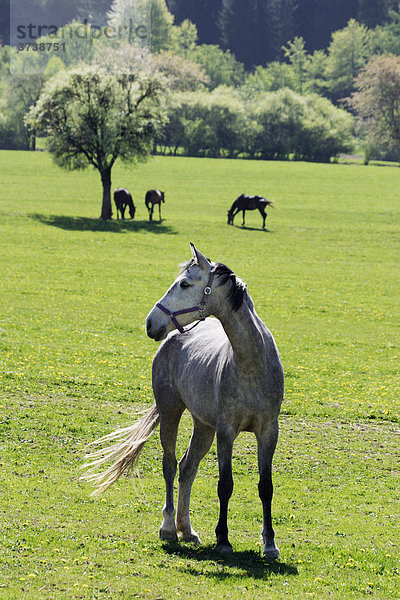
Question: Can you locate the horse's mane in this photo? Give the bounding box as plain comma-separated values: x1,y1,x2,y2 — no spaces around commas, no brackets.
214,263,248,312
179,260,248,312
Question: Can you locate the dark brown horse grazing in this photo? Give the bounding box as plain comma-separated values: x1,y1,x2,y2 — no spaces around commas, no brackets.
145,189,165,221
114,188,136,220
227,194,273,229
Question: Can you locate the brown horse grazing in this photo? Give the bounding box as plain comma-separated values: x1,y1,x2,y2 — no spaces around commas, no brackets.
145,189,165,221
227,194,273,229
114,188,136,220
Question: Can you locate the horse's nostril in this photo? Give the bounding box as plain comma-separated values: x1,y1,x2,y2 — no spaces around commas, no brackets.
146,318,152,332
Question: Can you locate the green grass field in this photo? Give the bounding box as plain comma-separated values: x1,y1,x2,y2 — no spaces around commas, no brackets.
0,151,399,599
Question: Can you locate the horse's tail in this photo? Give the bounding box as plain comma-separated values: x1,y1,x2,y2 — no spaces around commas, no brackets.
265,199,274,207
81,404,160,496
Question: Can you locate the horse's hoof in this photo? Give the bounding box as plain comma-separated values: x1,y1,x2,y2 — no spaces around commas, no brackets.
159,529,178,542
263,545,280,561
216,542,233,555
181,531,201,545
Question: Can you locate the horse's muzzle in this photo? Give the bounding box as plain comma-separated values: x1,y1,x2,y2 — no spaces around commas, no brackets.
146,316,167,341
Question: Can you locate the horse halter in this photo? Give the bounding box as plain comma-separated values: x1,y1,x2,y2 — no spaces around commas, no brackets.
156,268,216,334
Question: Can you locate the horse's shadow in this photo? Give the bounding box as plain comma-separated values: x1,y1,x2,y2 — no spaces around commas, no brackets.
161,542,298,580
233,225,272,232
30,213,177,235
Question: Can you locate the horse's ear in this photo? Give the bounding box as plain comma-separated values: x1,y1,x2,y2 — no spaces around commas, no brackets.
190,243,210,270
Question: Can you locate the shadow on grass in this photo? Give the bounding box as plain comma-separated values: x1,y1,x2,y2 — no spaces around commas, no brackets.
228,224,273,232
161,541,298,580
30,213,177,235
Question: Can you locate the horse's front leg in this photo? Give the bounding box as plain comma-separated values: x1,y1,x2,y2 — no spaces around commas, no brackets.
177,418,215,544
121,205,126,220
215,424,236,553
257,420,280,560
159,203,162,221
159,408,184,541
231,208,240,225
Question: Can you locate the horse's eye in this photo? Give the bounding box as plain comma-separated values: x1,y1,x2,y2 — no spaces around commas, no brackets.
180,280,190,289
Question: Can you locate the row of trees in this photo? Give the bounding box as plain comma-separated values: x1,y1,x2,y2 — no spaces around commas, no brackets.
3,12,400,152
157,88,354,162
240,14,400,103
168,0,399,65
6,10,400,96
2,1,400,128
2,0,396,57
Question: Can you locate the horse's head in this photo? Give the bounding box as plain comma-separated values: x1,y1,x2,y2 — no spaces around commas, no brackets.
129,204,136,219
146,244,215,341
161,191,165,203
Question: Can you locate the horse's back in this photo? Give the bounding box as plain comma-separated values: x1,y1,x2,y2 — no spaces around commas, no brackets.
114,188,131,202
114,187,129,196
233,194,270,211
146,189,164,204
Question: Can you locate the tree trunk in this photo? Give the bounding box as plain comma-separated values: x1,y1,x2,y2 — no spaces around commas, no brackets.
30,130,36,151
100,166,112,220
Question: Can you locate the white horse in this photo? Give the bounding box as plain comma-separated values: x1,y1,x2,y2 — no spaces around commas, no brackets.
82,244,284,559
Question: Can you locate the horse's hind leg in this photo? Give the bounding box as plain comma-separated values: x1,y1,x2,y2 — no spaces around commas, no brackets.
259,208,266,229
257,419,279,560
159,403,185,541
176,418,215,544
159,203,162,221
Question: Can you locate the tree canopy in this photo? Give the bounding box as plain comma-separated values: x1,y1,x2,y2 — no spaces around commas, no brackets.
349,54,400,158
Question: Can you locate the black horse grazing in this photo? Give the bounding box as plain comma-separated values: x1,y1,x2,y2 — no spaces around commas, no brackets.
227,194,273,229
114,188,136,220
145,189,165,221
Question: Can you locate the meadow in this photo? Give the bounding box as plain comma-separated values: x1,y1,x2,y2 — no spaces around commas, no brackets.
0,151,399,599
